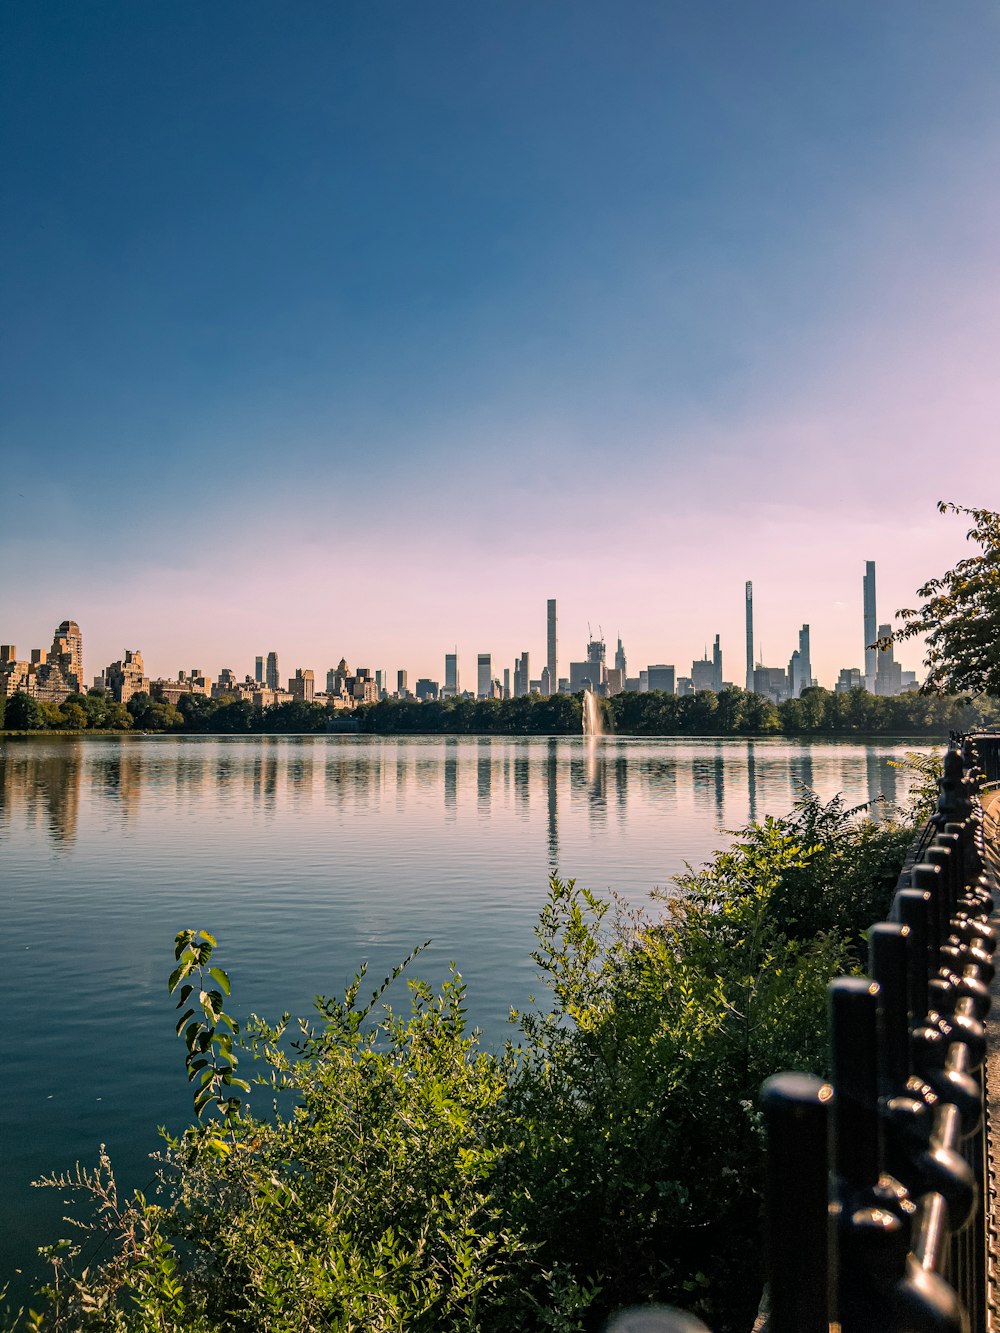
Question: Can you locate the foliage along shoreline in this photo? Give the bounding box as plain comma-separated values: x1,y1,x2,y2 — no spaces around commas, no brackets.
0,683,995,739
9,782,928,1333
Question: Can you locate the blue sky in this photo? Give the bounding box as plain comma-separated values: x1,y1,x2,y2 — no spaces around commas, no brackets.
2,3,999,687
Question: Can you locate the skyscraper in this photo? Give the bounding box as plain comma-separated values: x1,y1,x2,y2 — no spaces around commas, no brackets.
615,637,627,680
863,561,877,693
711,634,723,692
799,624,812,692
255,655,264,684
546,599,557,697
445,652,459,697
477,654,492,699
876,622,903,696
52,620,83,692
265,651,279,691
397,669,409,696
745,582,754,692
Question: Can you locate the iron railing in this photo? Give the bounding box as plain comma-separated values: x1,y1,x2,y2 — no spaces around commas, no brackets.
607,734,1000,1333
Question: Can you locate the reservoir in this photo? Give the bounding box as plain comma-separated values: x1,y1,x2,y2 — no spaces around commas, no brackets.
0,732,932,1294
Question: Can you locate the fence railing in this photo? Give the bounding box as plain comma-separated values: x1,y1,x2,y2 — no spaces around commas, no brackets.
608,734,1000,1333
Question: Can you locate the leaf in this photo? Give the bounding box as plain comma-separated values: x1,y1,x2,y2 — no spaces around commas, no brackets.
208,966,231,996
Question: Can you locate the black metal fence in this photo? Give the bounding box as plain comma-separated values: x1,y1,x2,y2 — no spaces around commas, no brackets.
608,734,1000,1333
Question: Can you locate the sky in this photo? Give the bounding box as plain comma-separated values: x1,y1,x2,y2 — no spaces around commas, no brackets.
2,2,999,689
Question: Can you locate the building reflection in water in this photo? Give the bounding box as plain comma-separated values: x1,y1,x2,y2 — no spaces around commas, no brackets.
287,747,315,800
514,755,530,813
746,742,759,824
444,743,458,818
477,740,492,817
713,752,725,821
865,749,899,816
546,739,558,875
0,740,83,846
0,735,929,868
91,742,145,823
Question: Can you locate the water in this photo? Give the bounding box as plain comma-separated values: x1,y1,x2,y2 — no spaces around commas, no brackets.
0,732,931,1295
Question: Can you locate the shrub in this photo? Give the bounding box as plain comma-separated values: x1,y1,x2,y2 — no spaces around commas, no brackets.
16,792,920,1332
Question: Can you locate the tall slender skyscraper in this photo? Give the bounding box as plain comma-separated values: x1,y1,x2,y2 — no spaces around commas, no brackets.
546,599,557,697
863,561,877,693
711,634,723,692
745,582,754,692
265,651,279,691
445,652,459,696
799,624,812,692
255,655,264,684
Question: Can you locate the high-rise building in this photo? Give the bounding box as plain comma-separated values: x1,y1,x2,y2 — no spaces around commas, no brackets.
788,651,803,698
745,582,754,692
836,667,862,693
477,654,492,699
711,635,723,692
255,656,264,684
799,624,812,693
266,651,279,691
514,651,530,697
863,561,877,693
753,664,790,703
789,625,812,698
691,656,714,691
289,668,315,702
570,637,607,694
103,649,148,704
445,653,459,697
52,620,83,692
0,620,84,703
615,637,627,680
397,669,409,696
547,599,557,697
647,664,676,693
875,622,903,696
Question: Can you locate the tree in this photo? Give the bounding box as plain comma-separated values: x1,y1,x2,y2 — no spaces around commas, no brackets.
892,503,1000,696
5,691,45,729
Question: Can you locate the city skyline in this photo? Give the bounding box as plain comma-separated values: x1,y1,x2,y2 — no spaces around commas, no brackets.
2,6,997,691
2,560,924,702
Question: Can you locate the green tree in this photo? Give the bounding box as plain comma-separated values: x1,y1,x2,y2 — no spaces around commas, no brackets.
891,502,1000,696
6,692,46,729
58,701,88,730
128,693,183,731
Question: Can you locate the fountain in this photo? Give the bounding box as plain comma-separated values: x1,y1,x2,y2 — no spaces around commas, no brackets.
582,686,604,738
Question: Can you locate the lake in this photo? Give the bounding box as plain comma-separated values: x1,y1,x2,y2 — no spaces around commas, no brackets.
0,732,932,1296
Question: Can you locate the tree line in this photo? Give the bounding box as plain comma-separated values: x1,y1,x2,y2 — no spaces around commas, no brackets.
2,684,994,736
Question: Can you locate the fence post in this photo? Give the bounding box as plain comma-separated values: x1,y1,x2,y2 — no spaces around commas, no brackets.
759,1073,833,1333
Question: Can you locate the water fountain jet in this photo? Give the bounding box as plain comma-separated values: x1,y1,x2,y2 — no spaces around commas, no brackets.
582,687,604,738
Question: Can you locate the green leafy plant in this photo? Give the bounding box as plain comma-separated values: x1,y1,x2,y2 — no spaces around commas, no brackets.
18,792,919,1333
168,930,247,1133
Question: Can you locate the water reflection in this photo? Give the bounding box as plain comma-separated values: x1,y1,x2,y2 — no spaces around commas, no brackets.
0,735,931,856
546,739,558,875
0,740,82,845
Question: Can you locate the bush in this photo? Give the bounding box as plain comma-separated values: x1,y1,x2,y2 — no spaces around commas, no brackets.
17,793,920,1333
